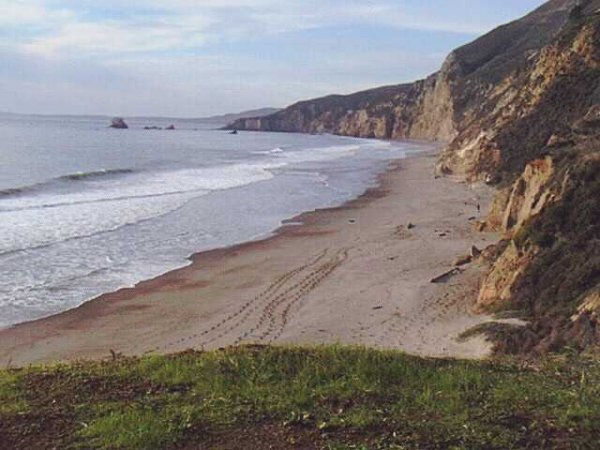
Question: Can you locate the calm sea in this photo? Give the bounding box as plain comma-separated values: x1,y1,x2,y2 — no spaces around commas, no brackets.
0,114,426,328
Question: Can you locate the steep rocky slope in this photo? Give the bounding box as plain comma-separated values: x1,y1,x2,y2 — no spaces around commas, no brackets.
465,2,600,355
230,0,600,355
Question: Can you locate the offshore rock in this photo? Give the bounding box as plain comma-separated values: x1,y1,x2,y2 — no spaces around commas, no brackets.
109,117,128,129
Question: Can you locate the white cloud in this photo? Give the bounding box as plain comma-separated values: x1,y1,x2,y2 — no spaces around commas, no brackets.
4,0,496,58
0,1,72,25
343,3,493,35
23,19,211,56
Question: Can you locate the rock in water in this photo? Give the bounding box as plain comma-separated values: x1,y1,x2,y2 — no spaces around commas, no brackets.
166,124,175,130
109,117,128,129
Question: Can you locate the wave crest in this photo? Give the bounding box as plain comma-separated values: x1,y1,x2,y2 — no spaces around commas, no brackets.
60,168,135,181
0,167,136,199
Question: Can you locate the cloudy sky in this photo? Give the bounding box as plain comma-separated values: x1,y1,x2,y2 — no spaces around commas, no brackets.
1,0,546,117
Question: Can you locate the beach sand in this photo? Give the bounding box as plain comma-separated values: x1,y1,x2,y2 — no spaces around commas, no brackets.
0,150,501,367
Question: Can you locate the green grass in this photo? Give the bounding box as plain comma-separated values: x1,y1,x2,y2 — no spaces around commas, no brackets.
0,371,28,415
2,345,600,449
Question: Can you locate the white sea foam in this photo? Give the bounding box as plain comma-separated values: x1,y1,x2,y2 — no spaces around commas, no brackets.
0,162,284,254
251,146,285,155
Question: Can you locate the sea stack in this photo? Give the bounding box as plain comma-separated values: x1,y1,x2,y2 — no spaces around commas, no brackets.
109,117,128,129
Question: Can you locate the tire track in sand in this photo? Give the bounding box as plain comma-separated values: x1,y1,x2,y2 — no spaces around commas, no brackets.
193,250,330,348
236,249,348,345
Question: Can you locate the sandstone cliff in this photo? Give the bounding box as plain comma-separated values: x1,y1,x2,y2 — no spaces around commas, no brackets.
229,0,600,355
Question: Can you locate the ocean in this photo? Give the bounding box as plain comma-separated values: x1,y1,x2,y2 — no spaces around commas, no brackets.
0,114,425,328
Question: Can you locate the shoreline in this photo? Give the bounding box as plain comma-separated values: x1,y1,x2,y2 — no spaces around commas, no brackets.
0,143,421,331
1,151,409,330
0,135,418,331
0,148,500,367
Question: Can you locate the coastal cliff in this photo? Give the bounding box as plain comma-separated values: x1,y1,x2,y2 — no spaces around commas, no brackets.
228,0,575,142
470,2,600,355
229,0,600,355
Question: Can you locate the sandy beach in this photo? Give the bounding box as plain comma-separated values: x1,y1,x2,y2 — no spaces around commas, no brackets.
0,149,501,367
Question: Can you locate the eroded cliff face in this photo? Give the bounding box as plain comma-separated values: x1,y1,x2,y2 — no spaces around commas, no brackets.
480,146,600,355
230,75,457,141
477,242,536,312
476,154,571,313
438,7,600,181
501,157,557,234
476,157,559,311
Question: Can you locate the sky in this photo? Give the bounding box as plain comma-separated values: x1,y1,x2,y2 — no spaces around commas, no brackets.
0,0,547,117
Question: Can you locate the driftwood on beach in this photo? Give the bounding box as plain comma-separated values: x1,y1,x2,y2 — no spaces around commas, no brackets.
430,268,462,283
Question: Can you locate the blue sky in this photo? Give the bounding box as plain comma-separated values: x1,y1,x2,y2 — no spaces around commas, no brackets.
0,0,546,117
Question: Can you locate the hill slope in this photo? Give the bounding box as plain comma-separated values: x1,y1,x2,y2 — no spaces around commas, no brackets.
199,107,281,124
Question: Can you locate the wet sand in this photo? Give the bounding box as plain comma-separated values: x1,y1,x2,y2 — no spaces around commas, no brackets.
0,150,500,367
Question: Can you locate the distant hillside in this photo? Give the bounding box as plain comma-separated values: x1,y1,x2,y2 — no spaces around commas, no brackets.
201,107,281,124
230,0,600,356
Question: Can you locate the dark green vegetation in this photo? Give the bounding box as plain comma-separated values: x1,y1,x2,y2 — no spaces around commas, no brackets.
2,345,600,449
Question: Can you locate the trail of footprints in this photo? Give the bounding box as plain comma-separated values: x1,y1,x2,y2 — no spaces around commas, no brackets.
166,248,348,350
372,284,470,350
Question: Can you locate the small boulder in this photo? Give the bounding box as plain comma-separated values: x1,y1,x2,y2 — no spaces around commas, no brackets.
475,221,487,232
166,124,176,130
470,245,482,257
109,117,128,129
583,104,600,125
547,132,576,148
573,104,600,134
407,222,415,229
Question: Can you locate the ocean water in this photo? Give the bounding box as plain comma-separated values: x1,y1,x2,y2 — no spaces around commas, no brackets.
0,114,426,328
